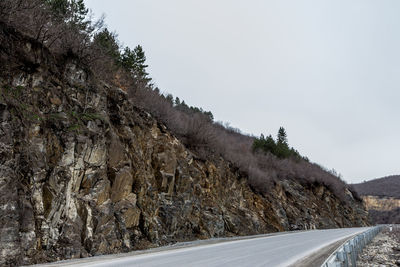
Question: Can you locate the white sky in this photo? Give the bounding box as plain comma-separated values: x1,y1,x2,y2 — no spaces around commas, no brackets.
84,0,400,183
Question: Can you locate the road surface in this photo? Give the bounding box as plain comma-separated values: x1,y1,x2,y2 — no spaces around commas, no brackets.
36,227,370,267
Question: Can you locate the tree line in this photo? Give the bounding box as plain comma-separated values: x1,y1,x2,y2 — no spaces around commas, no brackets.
252,127,308,161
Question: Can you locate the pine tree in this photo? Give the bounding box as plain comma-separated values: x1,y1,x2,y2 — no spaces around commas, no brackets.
119,45,152,86
165,94,174,105
277,127,287,145
252,128,305,160
44,0,88,27
264,135,276,153
133,45,151,84
252,134,276,154
275,127,290,158
70,0,87,23
45,0,69,16
120,47,136,71
203,111,214,121
93,29,120,62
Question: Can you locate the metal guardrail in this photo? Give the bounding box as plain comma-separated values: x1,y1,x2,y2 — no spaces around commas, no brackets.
321,226,384,267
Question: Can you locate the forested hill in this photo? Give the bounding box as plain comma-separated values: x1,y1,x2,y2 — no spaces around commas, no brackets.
352,175,400,198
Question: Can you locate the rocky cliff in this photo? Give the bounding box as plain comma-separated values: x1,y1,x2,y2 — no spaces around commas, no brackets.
0,23,368,266
352,177,400,224
359,196,400,224
363,196,400,212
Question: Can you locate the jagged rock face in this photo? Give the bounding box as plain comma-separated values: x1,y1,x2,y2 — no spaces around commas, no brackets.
0,24,369,266
362,196,400,224
363,196,400,211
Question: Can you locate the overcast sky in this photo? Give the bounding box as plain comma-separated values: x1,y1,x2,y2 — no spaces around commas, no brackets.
84,0,400,183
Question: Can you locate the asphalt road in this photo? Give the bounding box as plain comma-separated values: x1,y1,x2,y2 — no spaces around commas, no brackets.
38,227,370,267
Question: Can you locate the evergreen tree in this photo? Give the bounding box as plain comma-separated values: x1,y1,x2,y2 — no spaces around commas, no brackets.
275,127,289,158
119,45,152,85
68,0,87,25
179,100,189,111
93,29,120,62
120,47,136,71
165,94,174,105
45,0,69,16
252,136,264,152
277,127,288,145
264,135,276,153
44,0,88,27
133,45,151,84
252,127,305,160
203,111,214,121
154,87,160,95
174,97,181,106
252,134,276,154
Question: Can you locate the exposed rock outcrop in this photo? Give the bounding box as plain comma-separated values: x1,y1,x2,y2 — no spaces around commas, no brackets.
0,22,368,266
361,196,400,224
352,177,400,224
363,196,400,212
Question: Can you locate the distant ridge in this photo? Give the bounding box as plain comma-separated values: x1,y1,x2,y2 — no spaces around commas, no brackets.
351,175,400,224
352,175,400,198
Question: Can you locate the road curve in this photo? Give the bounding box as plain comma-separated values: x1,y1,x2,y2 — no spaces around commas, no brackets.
38,227,370,267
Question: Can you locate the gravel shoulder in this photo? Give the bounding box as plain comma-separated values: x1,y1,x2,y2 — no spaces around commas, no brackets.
357,225,400,266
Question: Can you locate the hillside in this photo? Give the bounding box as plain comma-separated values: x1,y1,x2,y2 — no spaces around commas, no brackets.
362,196,400,224
352,176,400,224
352,175,400,198
0,1,368,266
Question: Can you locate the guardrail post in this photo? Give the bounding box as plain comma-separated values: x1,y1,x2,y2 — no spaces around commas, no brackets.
343,243,351,267
350,239,356,267
337,250,347,267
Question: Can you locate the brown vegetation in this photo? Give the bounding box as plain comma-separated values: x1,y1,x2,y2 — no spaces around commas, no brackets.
352,175,400,198
368,208,400,224
0,0,355,202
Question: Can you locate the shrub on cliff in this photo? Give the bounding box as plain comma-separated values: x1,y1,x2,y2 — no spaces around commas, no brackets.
0,0,353,203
